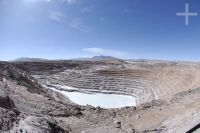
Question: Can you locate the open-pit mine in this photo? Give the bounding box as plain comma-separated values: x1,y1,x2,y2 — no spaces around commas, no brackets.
1,59,200,132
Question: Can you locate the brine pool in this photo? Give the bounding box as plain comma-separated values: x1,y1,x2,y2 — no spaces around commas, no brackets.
47,85,136,108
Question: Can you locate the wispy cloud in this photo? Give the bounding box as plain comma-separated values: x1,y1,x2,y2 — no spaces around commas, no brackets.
22,0,51,3
69,18,89,32
48,10,66,22
44,0,78,3
48,11,89,32
83,48,130,58
61,0,78,4
22,0,77,4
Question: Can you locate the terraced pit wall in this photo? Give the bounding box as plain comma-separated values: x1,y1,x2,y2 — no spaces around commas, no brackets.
11,60,200,106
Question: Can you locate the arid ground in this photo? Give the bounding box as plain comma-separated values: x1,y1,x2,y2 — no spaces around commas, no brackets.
1,59,200,132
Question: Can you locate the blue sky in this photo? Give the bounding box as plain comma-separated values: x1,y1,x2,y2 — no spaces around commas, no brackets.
1,0,200,61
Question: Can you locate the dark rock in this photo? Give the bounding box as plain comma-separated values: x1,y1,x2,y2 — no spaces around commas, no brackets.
114,120,121,128
0,85,15,110
0,107,17,131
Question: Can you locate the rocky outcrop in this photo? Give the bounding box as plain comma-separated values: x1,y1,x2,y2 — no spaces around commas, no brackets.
48,106,82,117
9,116,68,133
0,107,17,131
0,62,77,132
0,75,17,131
0,85,14,110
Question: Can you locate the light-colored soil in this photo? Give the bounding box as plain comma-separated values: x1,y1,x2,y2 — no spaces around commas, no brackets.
1,60,200,132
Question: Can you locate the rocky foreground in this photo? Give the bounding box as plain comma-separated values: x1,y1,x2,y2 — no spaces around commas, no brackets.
1,60,200,132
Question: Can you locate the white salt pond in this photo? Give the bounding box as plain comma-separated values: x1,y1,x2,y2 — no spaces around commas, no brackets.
47,85,136,108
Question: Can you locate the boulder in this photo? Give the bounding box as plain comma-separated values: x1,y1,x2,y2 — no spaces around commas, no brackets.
114,119,121,128
2,78,6,83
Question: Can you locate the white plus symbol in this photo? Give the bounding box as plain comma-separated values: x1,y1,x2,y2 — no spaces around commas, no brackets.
176,3,198,25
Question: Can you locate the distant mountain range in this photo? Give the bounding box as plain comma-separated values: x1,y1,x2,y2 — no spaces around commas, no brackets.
13,57,49,62
12,56,121,62
92,55,119,60
72,55,121,61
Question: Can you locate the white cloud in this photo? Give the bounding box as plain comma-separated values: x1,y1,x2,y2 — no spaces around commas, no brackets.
22,0,51,3
61,0,77,4
23,0,77,4
48,11,89,32
69,18,89,32
83,48,130,58
48,10,66,22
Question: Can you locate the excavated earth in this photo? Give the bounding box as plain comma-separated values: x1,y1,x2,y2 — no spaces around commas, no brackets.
1,59,200,132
